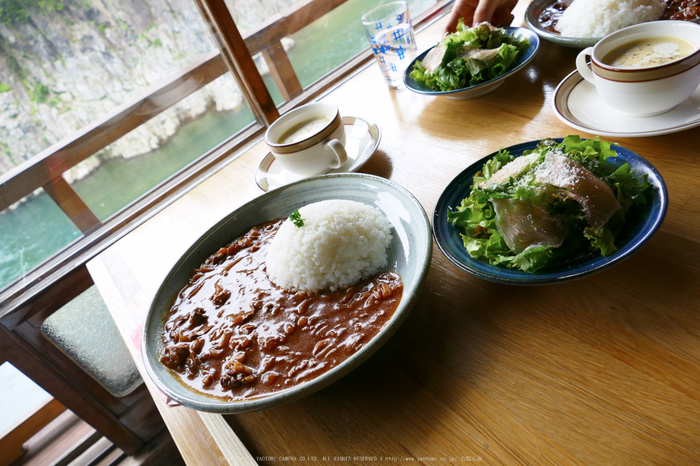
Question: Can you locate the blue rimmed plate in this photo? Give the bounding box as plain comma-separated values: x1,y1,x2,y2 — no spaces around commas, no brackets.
402,27,540,99
432,139,668,285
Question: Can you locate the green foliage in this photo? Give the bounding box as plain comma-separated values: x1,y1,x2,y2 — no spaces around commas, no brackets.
26,81,49,104
0,0,64,27
138,32,163,48
0,83,11,93
0,0,30,26
8,56,22,75
38,0,63,14
36,83,49,103
38,0,63,13
0,141,18,166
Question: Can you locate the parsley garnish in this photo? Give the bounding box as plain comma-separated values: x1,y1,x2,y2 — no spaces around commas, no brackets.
289,209,304,227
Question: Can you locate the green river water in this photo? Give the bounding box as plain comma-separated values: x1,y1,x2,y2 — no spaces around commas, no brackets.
0,0,433,290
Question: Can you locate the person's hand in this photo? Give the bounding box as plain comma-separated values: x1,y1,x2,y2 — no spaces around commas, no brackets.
444,0,520,33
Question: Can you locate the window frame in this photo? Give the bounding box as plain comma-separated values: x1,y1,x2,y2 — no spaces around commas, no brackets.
0,0,453,323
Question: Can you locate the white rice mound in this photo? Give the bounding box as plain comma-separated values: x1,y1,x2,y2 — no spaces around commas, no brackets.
555,0,665,38
266,200,393,292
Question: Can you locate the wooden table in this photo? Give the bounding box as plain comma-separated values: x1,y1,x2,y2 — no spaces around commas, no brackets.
87,5,700,465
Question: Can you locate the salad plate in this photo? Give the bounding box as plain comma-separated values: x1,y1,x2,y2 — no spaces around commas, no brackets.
403,27,540,99
255,116,381,191
432,138,668,285
554,70,700,137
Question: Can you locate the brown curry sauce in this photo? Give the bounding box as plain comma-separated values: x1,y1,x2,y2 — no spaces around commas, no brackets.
160,219,402,400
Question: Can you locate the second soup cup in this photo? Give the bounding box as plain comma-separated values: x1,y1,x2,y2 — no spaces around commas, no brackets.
265,103,348,177
575,20,700,117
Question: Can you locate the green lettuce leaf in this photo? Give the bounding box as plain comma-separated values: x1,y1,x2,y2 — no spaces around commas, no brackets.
584,227,618,256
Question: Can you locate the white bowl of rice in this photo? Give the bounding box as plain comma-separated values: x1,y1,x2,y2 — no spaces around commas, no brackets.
142,173,432,413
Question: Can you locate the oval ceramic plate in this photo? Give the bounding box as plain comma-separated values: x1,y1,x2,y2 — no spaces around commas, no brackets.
433,139,668,285
142,173,432,413
403,27,540,99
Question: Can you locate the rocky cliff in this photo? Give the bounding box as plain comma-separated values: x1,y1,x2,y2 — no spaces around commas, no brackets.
0,0,294,180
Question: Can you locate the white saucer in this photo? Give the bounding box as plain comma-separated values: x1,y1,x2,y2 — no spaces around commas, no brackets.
255,116,381,191
553,70,700,138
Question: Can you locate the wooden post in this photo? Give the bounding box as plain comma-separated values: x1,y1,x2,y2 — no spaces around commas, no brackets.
262,41,304,101
43,178,102,234
194,0,280,126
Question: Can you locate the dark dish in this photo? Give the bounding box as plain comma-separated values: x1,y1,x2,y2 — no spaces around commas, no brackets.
160,218,403,400
537,0,700,35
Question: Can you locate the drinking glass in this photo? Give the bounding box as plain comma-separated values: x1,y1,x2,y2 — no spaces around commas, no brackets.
361,1,418,88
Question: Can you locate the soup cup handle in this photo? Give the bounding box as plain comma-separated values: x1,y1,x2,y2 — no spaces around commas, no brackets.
576,47,596,84
326,139,348,169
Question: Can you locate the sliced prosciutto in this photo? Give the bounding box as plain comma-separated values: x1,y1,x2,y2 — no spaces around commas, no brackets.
533,153,621,230
422,42,447,72
491,199,567,254
458,45,504,61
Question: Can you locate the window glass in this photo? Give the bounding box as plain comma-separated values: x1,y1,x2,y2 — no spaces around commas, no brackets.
1,0,224,171
225,0,437,93
68,74,255,220
0,189,82,289
0,0,276,290
0,0,437,293
0,0,283,175
288,0,436,88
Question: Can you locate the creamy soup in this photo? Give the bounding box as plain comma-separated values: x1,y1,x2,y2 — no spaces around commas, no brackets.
278,116,332,144
602,37,696,68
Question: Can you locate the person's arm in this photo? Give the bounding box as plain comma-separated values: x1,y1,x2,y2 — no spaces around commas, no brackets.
444,0,520,33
